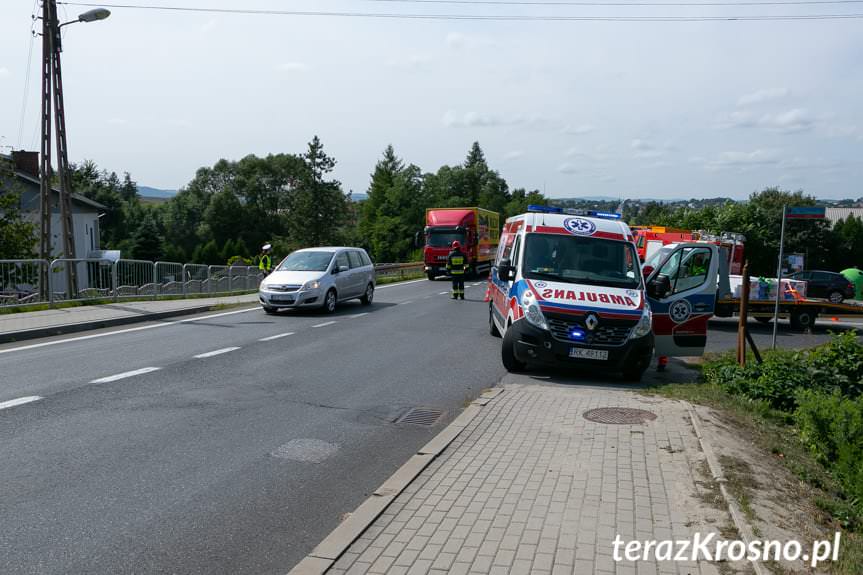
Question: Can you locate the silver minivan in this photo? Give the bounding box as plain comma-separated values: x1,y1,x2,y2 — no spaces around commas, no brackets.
259,247,376,314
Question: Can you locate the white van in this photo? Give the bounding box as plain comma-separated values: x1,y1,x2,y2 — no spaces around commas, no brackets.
488,206,719,381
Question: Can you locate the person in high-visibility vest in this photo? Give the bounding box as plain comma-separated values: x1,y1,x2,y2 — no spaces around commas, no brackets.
258,243,273,273
447,241,468,300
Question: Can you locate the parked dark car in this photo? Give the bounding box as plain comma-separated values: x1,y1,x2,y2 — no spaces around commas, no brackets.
788,270,855,303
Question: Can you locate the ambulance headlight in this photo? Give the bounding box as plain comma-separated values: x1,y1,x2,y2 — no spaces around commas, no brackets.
302,280,320,291
521,291,548,331
631,305,652,339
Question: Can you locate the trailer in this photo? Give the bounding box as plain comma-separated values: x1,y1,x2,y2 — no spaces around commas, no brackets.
715,297,863,330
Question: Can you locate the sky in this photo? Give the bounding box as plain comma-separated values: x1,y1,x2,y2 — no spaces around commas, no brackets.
1,0,862,200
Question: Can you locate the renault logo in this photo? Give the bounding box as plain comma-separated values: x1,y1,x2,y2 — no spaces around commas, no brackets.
585,314,599,331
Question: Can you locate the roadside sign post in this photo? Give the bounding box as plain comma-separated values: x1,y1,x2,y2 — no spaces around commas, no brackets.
771,205,787,349
772,206,826,349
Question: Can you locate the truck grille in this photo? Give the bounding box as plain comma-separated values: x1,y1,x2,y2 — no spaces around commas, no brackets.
547,316,633,347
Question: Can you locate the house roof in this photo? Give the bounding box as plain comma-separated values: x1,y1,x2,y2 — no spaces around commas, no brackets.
12,170,107,211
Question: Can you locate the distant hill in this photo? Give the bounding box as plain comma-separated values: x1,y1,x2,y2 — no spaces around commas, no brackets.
138,186,177,199
349,192,368,202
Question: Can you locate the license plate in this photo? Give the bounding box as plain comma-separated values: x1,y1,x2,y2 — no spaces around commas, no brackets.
569,348,609,361
271,295,294,303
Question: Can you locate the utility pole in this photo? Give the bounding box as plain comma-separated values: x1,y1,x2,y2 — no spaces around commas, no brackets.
40,0,78,297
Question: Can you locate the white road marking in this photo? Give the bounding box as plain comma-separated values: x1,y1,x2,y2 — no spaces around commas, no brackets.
259,332,294,342
347,312,368,319
194,347,240,359
439,291,448,295
376,278,427,290
0,396,43,411
90,367,161,384
312,321,337,328
398,301,414,305
0,308,258,356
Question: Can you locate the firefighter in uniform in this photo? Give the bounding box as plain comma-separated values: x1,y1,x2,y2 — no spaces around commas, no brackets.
258,243,273,274
447,241,468,300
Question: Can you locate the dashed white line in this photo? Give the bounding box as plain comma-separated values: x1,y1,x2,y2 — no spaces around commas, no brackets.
0,396,43,411
259,332,294,342
347,313,368,319
398,301,414,305
439,291,448,295
312,321,337,328
194,347,240,359
90,367,161,384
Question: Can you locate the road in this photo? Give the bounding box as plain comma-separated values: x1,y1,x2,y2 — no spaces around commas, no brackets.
0,279,858,574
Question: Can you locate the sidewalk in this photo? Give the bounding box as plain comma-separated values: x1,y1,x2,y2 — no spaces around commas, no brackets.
303,371,754,575
0,293,259,342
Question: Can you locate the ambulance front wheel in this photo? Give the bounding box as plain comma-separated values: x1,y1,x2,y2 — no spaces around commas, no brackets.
501,326,526,372
489,304,501,338
622,363,648,382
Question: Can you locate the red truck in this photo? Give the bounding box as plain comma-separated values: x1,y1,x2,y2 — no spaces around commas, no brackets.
423,208,500,280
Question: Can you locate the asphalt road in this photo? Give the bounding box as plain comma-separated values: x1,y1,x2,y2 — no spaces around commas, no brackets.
0,279,859,574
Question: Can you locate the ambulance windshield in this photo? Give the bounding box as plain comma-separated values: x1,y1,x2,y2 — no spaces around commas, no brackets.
523,234,640,289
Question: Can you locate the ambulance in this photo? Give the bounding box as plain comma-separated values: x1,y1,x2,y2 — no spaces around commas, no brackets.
488,206,720,381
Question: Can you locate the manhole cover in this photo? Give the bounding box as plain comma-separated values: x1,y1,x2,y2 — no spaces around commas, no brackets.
583,407,657,425
397,408,444,426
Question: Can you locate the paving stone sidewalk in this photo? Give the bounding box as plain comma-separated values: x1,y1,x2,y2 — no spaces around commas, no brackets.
327,374,745,575
0,293,258,338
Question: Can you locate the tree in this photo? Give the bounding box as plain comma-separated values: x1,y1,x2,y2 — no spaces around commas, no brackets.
286,136,349,247
0,163,37,259
130,214,164,261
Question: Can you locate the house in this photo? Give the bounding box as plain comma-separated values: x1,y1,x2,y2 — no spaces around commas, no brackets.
1,151,105,259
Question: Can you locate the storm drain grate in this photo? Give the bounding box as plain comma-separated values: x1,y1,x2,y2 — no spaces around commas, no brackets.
583,407,657,425
398,408,444,426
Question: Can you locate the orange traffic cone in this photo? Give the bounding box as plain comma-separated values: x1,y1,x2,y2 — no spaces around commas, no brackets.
483,283,491,303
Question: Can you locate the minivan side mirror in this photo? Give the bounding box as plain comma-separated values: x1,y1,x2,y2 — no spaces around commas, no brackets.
498,258,514,282
648,275,672,299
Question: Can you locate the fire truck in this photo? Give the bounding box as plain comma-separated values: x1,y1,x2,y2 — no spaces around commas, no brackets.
633,227,746,275
423,208,500,280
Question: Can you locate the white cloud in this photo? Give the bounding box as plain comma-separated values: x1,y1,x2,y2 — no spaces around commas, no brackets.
0,67,10,79
717,108,815,133
557,162,580,174
386,55,432,72
737,88,790,107
631,139,672,159
200,19,217,33
445,32,493,50
276,62,309,73
443,110,547,129
503,150,524,160
107,118,128,126
562,124,595,135
704,149,781,171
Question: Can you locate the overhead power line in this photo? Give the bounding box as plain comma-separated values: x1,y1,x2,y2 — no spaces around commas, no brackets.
56,2,863,21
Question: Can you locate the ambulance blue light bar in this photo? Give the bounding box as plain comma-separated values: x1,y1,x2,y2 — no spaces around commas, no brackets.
588,211,622,220
527,205,563,214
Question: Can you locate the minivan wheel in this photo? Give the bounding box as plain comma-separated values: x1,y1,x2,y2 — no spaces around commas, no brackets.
324,289,337,313
828,290,844,304
361,283,374,305
262,306,278,315
501,326,526,372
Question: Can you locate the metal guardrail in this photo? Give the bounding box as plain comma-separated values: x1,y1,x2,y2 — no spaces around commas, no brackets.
373,262,424,280
0,258,263,308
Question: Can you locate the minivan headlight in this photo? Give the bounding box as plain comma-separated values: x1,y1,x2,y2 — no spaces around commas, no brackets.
302,280,320,291
631,305,652,339
521,291,548,331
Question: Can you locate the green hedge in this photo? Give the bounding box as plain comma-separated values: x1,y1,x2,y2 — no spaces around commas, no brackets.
703,331,863,518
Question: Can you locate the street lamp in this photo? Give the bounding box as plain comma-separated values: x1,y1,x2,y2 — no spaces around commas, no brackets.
59,8,111,28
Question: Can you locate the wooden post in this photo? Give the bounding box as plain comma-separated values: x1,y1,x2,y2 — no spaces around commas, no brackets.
737,262,750,367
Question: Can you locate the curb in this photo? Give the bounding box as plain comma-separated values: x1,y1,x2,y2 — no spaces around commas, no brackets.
0,303,257,344
685,402,768,575
287,387,506,575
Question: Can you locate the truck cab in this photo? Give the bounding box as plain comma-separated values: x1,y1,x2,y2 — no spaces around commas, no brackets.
488,207,720,380
424,208,499,280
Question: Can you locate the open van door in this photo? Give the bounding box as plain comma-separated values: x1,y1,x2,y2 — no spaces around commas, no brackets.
645,243,719,358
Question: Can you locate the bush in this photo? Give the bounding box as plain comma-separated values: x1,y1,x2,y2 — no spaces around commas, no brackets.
796,390,863,515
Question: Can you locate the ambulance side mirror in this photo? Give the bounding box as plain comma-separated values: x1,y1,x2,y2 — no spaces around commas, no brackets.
498,259,514,281
648,275,672,299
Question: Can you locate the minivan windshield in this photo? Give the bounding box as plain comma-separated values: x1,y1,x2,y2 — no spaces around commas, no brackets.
427,231,464,248
277,251,334,272
522,233,640,289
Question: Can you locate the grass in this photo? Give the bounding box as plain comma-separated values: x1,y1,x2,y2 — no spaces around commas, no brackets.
647,373,863,575
375,272,426,285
